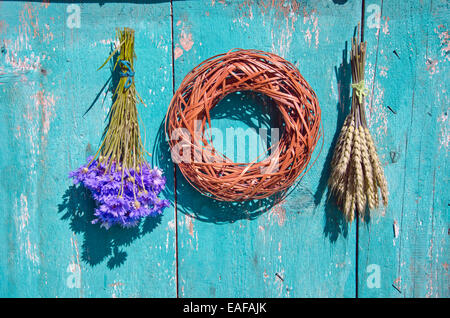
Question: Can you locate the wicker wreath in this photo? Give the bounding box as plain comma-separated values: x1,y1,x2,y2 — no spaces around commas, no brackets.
165,49,321,201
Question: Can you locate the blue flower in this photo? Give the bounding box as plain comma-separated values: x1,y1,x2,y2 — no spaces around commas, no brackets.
69,158,170,228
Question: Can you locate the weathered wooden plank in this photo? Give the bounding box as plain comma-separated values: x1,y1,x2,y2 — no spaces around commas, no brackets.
0,1,176,297
172,0,361,297
1,0,447,299
358,0,449,297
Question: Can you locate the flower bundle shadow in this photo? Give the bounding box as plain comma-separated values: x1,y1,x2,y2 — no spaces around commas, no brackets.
70,28,170,229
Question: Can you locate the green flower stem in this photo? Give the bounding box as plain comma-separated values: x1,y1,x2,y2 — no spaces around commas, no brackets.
87,27,148,197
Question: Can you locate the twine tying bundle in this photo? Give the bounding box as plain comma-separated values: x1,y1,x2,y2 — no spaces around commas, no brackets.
95,28,146,171
351,80,369,104
166,49,322,201
118,59,135,89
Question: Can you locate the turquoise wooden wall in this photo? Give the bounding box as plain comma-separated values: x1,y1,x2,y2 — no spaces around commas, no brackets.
0,0,448,298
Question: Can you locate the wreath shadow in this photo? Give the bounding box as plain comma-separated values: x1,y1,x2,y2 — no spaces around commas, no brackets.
152,91,287,224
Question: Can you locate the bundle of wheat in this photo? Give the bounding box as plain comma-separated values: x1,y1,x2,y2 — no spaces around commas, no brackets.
328,33,388,222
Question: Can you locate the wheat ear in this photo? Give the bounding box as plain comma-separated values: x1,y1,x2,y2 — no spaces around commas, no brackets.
353,127,366,214
334,118,355,181
360,126,376,210
330,116,350,168
365,128,388,206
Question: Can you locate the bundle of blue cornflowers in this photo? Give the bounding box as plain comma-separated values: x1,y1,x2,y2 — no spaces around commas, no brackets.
70,28,169,229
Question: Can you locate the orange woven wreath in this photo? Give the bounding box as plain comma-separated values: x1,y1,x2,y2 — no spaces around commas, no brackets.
165,49,321,201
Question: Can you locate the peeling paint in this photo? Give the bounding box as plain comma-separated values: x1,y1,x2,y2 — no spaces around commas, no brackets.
14,193,40,266
382,16,390,35
437,109,449,150
32,89,56,136
269,203,286,226
426,58,439,75
303,8,319,48
179,30,194,52
174,46,183,60
185,215,194,238
435,25,450,62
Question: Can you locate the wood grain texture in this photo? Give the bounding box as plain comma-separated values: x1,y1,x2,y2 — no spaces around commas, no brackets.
0,0,447,298
0,1,176,297
172,0,360,297
358,0,449,298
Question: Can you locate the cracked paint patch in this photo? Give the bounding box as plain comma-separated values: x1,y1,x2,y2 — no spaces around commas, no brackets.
435,25,450,62
426,59,439,75
437,109,449,150
174,22,194,60
303,8,319,48
32,89,56,136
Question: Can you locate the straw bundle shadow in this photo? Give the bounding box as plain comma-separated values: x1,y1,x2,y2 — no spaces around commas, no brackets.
166,49,322,201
